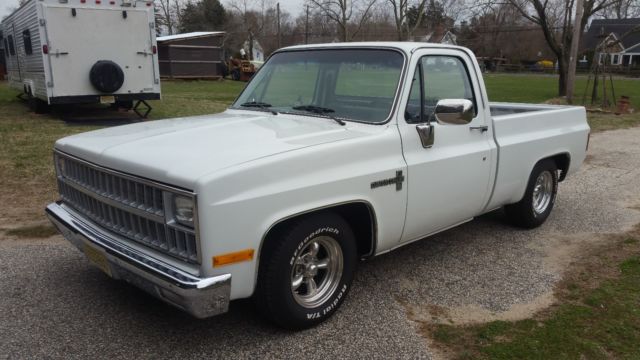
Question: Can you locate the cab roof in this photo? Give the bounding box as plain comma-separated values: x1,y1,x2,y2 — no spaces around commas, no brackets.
279,42,471,56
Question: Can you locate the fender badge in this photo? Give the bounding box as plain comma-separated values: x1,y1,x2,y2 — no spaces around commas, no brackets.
371,170,405,191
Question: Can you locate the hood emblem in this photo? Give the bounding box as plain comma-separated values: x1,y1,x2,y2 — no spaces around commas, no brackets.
371,170,405,191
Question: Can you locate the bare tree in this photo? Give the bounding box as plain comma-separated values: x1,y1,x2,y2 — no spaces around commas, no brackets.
499,0,618,96
228,0,271,59
308,0,378,41
388,0,428,40
156,0,176,35
600,0,640,18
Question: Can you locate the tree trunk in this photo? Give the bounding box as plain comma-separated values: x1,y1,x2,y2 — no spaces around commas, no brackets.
557,55,568,97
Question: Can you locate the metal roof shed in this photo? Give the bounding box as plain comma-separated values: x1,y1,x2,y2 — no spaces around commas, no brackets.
157,31,225,79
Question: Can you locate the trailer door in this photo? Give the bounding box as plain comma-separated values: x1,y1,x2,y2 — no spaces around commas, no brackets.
42,5,157,97
7,24,23,82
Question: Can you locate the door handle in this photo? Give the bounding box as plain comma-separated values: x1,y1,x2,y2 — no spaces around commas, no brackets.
470,126,488,132
52,50,69,57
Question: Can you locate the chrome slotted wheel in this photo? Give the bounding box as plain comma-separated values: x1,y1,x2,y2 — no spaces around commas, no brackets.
532,170,553,214
290,236,343,308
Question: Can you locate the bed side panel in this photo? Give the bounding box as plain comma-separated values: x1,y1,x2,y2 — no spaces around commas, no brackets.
488,105,589,209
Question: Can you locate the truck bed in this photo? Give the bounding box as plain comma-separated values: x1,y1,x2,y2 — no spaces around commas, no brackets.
489,102,563,117
486,102,590,210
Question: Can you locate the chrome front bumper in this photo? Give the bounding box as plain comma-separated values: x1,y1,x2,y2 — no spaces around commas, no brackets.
46,202,231,319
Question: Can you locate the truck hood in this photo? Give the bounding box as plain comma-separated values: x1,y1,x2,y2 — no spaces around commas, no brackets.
55,110,371,189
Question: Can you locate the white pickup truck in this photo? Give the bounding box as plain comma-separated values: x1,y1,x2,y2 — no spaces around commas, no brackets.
46,42,590,329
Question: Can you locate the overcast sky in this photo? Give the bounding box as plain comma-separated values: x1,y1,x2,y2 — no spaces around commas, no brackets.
1,0,20,21
1,0,305,21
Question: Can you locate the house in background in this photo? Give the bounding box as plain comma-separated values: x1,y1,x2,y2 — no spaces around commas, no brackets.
583,18,640,67
413,24,457,45
157,31,226,79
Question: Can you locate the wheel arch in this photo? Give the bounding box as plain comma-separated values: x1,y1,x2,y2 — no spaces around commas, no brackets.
255,200,378,289
538,152,571,182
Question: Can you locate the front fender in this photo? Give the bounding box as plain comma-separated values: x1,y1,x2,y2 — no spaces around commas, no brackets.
193,126,407,299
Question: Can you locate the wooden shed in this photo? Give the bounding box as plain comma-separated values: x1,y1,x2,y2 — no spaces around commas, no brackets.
157,32,225,79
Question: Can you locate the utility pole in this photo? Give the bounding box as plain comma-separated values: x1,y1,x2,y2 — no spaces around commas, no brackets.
276,2,281,48
566,0,584,104
305,4,309,44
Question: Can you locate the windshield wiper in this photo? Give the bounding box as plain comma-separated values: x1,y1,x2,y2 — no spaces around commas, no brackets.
292,105,346,126
240,101,278,115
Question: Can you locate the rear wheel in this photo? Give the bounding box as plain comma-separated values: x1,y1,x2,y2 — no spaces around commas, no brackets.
255,212,357,330
505,159,558,228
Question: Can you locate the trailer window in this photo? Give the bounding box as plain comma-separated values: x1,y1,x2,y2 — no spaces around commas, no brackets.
7,35,15,56
23,29,32,55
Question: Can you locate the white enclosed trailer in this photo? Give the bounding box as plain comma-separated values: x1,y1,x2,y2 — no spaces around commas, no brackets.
1,0,160,115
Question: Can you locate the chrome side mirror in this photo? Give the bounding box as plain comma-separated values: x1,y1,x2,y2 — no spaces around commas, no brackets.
434,99,474,125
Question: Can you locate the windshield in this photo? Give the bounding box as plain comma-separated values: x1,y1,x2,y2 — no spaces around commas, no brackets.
231,49,405,123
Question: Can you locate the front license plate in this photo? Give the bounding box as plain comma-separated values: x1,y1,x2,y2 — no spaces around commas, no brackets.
100,95,115,104
83,242,112,277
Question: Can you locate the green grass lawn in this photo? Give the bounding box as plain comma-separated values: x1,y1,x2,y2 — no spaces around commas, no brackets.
151,80,244,118
483,73,640,109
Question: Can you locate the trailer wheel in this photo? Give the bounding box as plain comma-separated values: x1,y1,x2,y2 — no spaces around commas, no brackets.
505,159,558,228
89,60,125,93
254,212,357,330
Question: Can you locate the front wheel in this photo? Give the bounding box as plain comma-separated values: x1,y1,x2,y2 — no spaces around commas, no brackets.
505,159,558,228
254,212,357,330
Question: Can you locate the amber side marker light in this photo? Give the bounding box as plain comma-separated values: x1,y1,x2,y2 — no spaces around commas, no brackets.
213,249,255,267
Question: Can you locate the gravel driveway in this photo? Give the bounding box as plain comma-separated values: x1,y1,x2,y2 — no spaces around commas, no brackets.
1,127,639,359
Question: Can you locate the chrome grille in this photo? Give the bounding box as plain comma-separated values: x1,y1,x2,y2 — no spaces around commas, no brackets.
59,156,164,216
56,153,199,263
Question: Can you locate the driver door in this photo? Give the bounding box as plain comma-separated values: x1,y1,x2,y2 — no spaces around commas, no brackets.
399,50,494,243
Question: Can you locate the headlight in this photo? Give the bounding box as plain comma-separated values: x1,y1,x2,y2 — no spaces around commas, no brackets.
173,195,194,227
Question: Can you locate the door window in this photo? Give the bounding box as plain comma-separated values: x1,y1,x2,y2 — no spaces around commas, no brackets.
405,55,476,123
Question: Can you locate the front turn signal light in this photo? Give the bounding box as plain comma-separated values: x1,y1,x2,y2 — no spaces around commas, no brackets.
213,249,255,267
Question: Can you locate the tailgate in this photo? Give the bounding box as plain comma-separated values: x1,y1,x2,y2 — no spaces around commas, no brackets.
43,5,158,97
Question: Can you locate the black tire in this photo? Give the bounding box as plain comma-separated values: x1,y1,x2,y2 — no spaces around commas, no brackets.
505,159,558,228
231,69,240,81
254,212,357,330
89,60,125,93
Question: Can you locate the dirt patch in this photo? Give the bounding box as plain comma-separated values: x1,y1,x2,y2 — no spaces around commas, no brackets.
403,230,617,329
406,224,640,359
